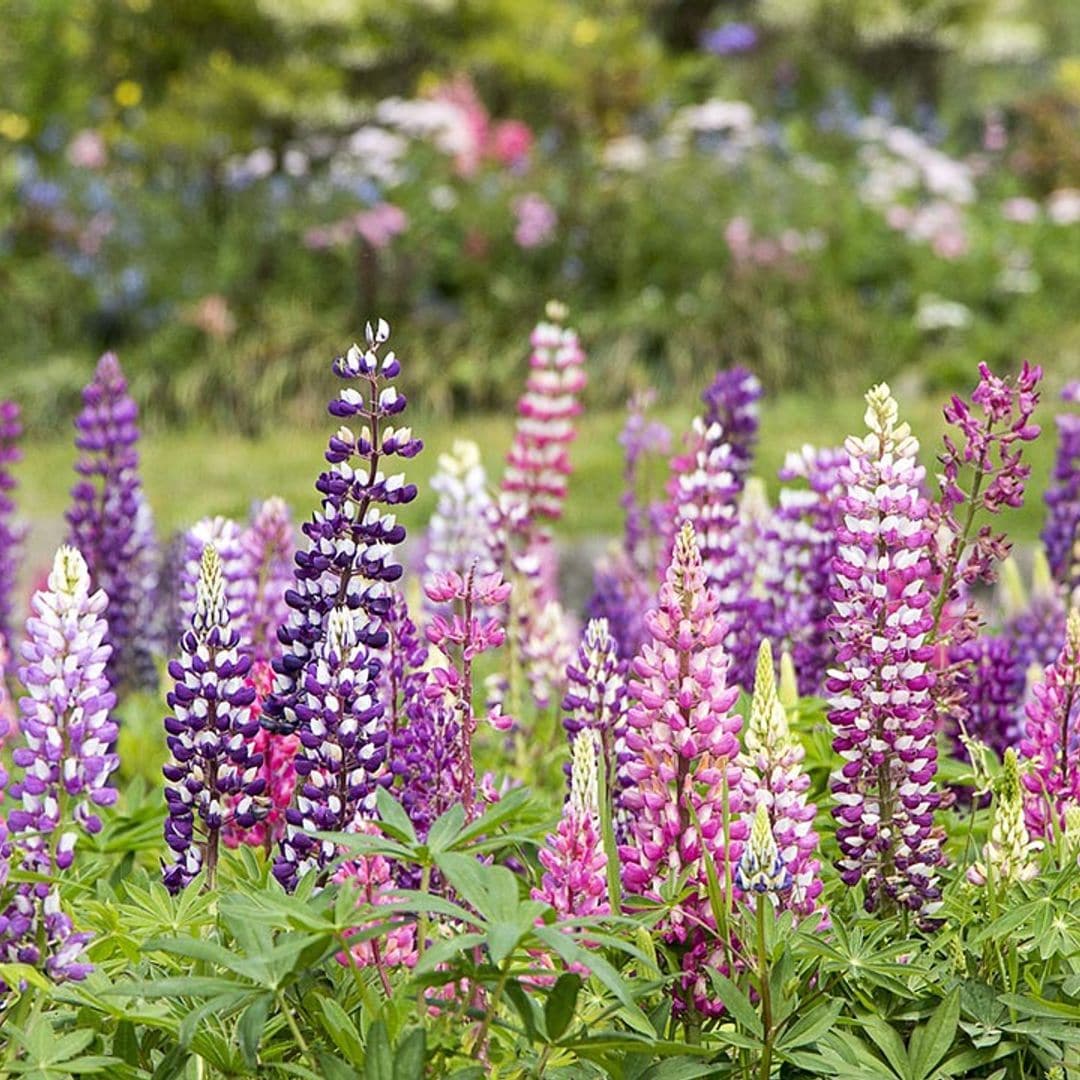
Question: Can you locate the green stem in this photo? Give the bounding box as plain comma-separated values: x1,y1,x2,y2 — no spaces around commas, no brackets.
470,963,511,1059
757,899,773,1080
276,989,316,1069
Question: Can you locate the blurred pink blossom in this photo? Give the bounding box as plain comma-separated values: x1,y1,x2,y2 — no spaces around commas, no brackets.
724,215,753,261
185,294,237,341
513,193,557,248
489,119,534,168
355,203,408,249
1048,188,1080,226
1001,197,1040,224
67,129,107,170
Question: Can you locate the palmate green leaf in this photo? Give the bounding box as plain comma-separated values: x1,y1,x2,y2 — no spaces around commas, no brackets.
447,787,541,851
319,998,365,1065
365,1019,394,1080
106,976,245,999
179,991,252,1048
392,1027,425,1080
433,851,500,918
543,972,582,1041
236,992,274,1068
909,988,959,1080
938,1041,1021,1076
776,999,844,1052
425,804,466,853
503,980,541,1042
705,971,762,1039
532,925,654,1036
859,1018,910,1079
375,787,419,846
411,932,486,976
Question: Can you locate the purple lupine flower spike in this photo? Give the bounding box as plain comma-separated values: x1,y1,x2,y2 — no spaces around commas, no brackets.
264,319,422,736
762,445,847,694
620,523,748,1017
1019,609,1080,838
950,634,1026,761
1042,381,1080,591
1001,549,1067,674
9,546,118,872
274,605,387,890
162,544,264,892
66,352,160,690
827,384,943,915
700,366,762,485
425,440,496,587
240,497,295,662
382,587,428,730
0,401,24,647
172,516,248,645
562,617,627,815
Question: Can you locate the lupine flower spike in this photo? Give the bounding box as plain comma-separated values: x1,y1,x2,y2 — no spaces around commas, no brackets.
274,606,387,890
66,353,161,689
562,617,627,818
1042,381,1080,591
532,730,609,919
0,547,116,994
423,567,512,815
162,544,264,892
240,497,295,662
10,546,118,871
264,320,421,736
739,640,823,920
828,384,943,914
737,802,788,906
968,748,1039,887
620,523,747,1016
1019,609,1080,838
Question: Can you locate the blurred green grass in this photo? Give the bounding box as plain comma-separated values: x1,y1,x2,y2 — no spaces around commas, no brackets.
15,389,1059,572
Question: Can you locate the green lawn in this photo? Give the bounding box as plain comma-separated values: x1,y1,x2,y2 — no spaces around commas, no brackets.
13,388,1062,578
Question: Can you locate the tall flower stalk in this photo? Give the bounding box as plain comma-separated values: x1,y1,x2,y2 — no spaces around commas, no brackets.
1019,609,1080,839
263,320,422,735
423,567,512,816
0,400,24,648
1042,381,1080,591
162,545,264,892
66,352,160,689
274,606,387,890
532,730,609,920
0,546,116,992
739,640,823,920
827,384,942,914
620,523,747,1016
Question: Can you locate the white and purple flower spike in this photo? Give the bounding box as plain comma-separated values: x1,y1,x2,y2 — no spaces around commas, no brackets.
10,545,118,872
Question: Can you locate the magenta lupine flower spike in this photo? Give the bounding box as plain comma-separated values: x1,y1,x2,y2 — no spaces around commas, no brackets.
0,400,24,647
274,606,388,890
8,546,118,872
930,361,1042,643
827,384,943,914
739,640,823,920
65,352,160,690
240,497,295,662
501,302,587,530
423,566,512,815
620,523,748,991
1019,609,1080,838
162,544,264,892
562,617,627,814
1043,382,1080,590
532,730,609,918
264,320,422,736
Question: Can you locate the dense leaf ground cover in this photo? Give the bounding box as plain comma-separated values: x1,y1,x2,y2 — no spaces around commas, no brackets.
0,308,1079,1079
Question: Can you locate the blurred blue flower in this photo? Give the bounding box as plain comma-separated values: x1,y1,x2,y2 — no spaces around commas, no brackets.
23,179,64,209
701,22,758,56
